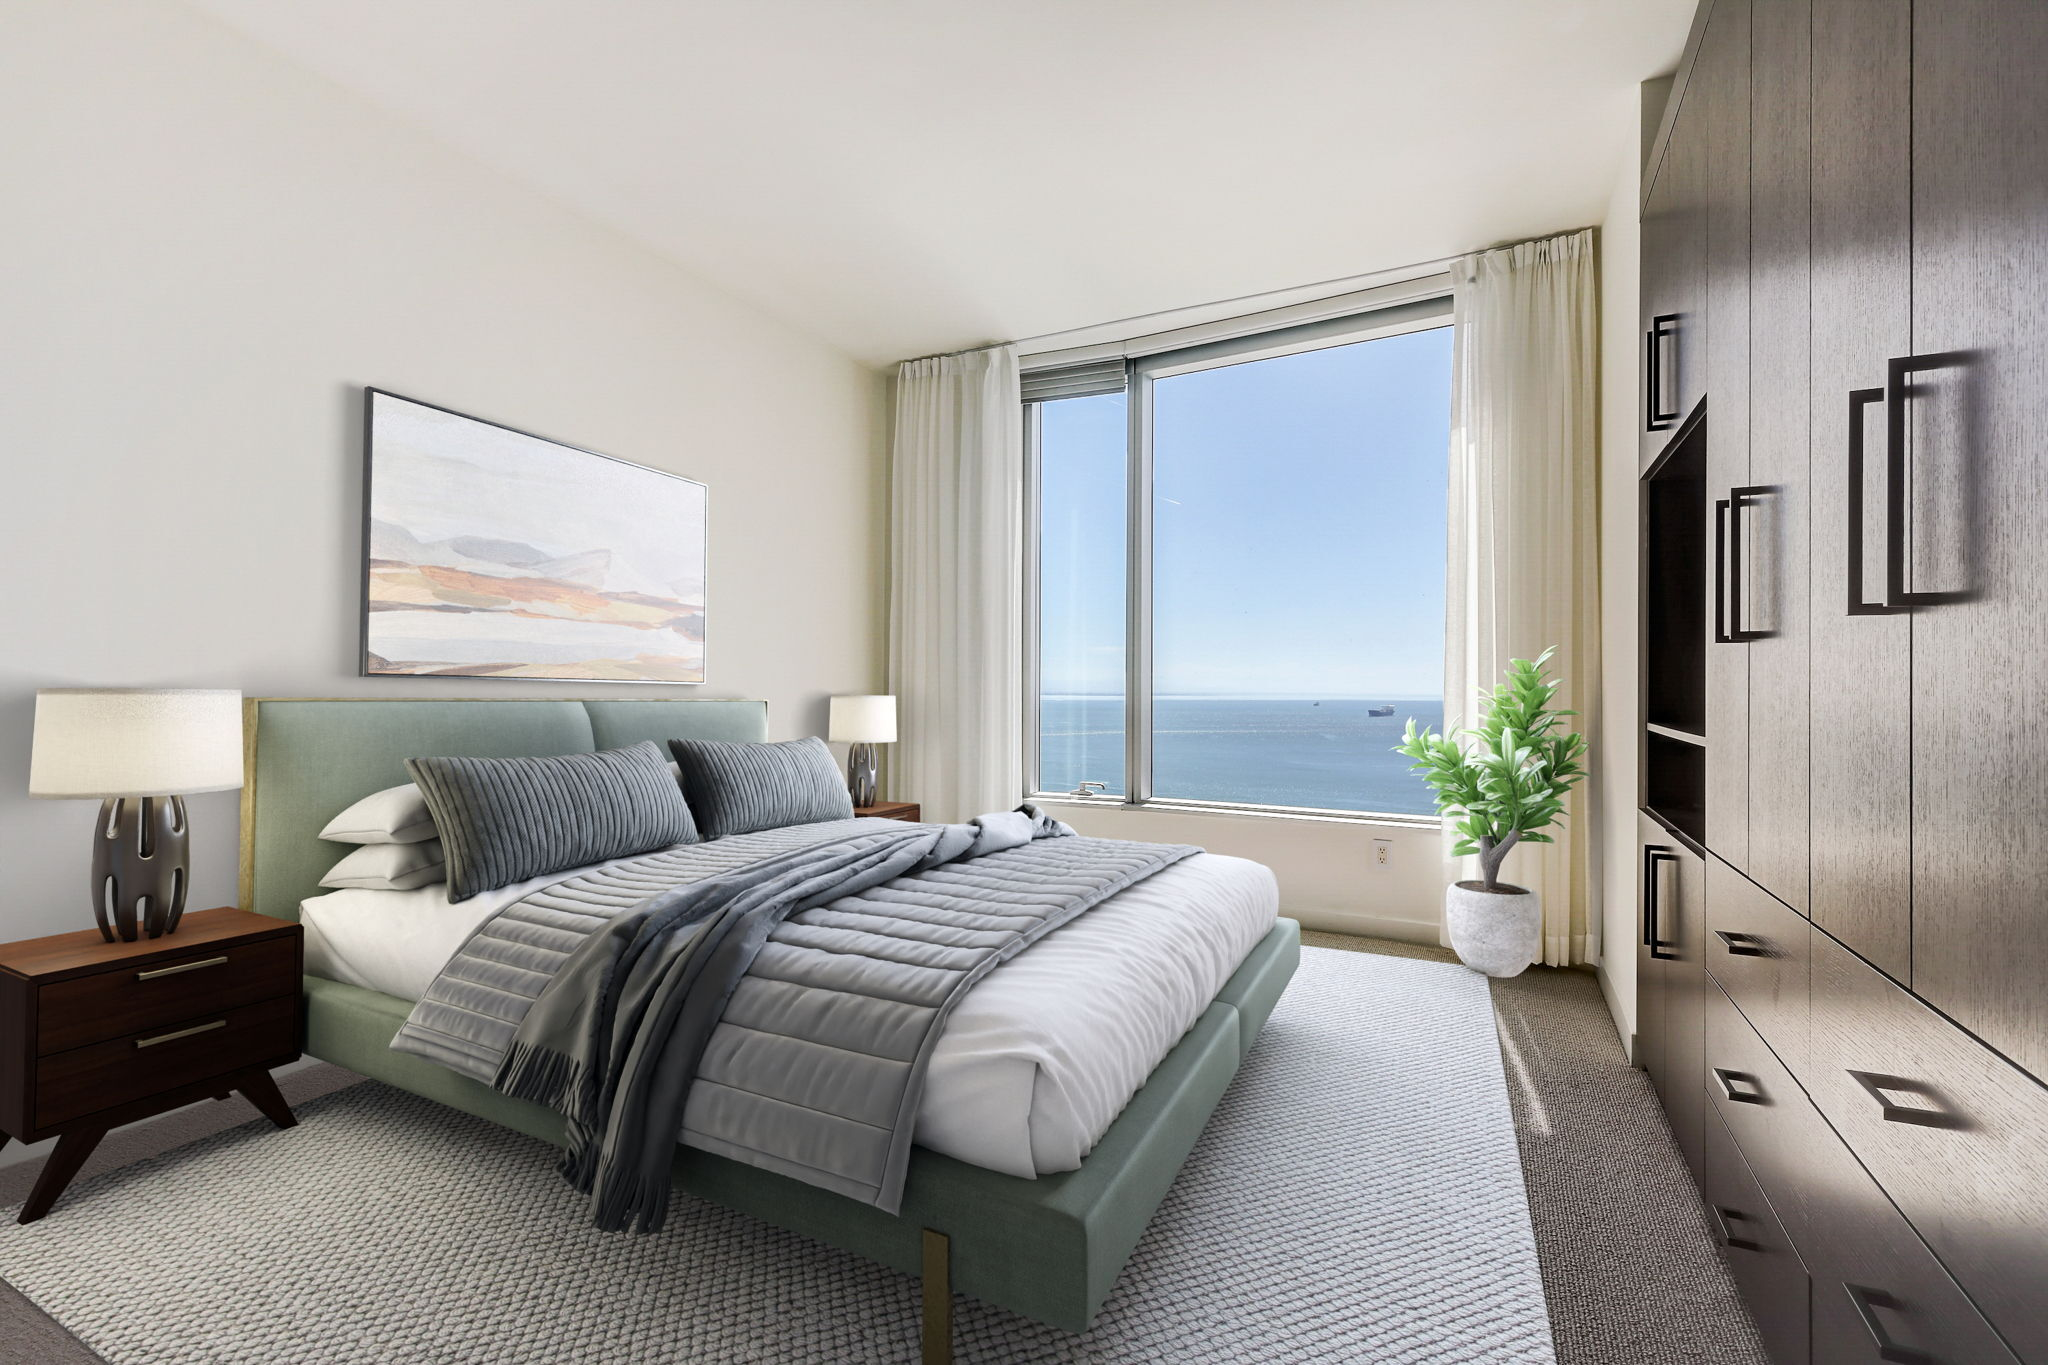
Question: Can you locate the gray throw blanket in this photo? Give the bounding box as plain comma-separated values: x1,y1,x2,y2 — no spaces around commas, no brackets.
478,808,1195,1232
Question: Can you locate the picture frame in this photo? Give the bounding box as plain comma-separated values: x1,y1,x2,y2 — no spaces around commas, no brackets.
360,389,707,684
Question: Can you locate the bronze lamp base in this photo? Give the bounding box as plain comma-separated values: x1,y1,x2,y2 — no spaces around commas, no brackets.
90,796,190,942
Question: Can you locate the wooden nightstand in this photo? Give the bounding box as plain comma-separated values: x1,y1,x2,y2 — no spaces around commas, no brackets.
0,906,302,1222
855,801,921,823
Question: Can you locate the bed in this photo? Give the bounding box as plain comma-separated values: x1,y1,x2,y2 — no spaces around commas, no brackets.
240,698,1300,1362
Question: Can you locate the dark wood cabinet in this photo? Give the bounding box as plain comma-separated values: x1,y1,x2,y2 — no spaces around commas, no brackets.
1798,1124,2020,1365
1642,3,2048,1360
1806,930,2048,1362
1806,0,1913,978
1740,0,1811,913
1641,60,1707,469
1639,813,1708,1184
1704,1102,1809,1365
1699,0,1750,869
1904,0,2048,1086
1704,977,2020,1365
1704,857,1809,1077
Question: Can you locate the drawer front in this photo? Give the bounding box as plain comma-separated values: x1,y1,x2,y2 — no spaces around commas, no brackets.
1704,1102,1809,1365
36,994,298,1129
1798,1110,2019,1365
1706,856,1811,1075
1806,929,2048,1362
38,934,298,1055
1704,974,1828,1253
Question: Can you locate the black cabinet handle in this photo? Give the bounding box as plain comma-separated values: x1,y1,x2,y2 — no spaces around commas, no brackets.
1848,1070,1970,1131
1845,1284,1935,1364
1641,845,1657,949
1644,846,1679,961
1717,487,1774,642
1714,1067,1766,1105
1646,314,1680,431
1883,352,1977,610
1714,930,1767,957
1709,1204,1759,1252
1850,356,1976,617
1714,497,1733,643
1846,387,1898,616
1644,326,1658,432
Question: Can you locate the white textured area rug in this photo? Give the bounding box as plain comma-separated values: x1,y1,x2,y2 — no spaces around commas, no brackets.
0,947,1552,1364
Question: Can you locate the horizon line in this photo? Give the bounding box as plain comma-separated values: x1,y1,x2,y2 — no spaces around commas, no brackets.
1042,693,1444,702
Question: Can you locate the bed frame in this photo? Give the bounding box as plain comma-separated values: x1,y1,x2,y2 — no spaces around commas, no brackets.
241,698,1299,1362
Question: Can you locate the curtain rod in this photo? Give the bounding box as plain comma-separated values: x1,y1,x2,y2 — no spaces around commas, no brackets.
907,251,1464,365
905,227,1591,367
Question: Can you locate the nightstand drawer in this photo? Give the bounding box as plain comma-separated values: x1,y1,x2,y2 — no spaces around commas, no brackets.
36,934,298,1055
36,994,298,1129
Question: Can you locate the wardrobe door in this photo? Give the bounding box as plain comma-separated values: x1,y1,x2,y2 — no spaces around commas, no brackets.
1641,64,1707,469
1640,813,1706,1184
1664,837,1711,1185
1742,0,1810,912
1906,0,2048,1083
1807,0,1911,977
1698,0,1750,867
1637,814,1671,1092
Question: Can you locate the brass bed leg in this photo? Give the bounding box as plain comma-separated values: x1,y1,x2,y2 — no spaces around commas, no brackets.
920,1227,953,1365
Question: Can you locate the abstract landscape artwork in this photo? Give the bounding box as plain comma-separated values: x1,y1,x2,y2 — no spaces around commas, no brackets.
362,390,706,683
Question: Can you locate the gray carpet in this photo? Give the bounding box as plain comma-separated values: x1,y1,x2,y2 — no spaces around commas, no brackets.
0,945,1551,1364
1304,933,1766,1365
0,936,1764,1364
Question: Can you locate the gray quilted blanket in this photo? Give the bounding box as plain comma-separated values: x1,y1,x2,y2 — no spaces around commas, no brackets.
392,809,1197,1231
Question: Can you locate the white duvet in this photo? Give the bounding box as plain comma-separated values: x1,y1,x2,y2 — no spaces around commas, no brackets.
303,850,1278,1179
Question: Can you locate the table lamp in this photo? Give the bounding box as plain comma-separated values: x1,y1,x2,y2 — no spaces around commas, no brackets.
29,689,244,942
828,695,896,808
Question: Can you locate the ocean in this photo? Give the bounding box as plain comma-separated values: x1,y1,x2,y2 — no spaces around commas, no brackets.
1038,696,1445,817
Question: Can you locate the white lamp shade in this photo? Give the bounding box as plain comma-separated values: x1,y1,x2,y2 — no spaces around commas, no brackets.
828,695,897,744
29,689,244,798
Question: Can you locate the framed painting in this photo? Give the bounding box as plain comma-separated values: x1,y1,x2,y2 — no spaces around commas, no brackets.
361,389,707,683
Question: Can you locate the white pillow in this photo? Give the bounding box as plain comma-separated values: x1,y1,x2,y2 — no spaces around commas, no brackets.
319,782,437,845
318,840,446,891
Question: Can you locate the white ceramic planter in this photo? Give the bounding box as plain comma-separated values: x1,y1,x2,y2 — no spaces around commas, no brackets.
1444,880,1540,978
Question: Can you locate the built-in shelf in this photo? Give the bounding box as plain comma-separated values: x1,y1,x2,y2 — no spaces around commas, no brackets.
1645,722,1707,748
1641,409,1707,848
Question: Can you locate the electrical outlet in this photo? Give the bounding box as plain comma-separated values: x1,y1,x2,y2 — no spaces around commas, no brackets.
1372,837,1392,870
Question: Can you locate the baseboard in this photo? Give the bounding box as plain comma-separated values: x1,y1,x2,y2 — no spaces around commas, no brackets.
1290,908,1443,948
1593,961,1635,1065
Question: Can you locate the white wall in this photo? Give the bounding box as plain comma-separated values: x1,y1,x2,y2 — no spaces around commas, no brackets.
1046,803,1446,944
1593,113,1647,1053
0,0,887,941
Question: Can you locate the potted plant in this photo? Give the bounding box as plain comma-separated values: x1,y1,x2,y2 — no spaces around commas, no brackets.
1394,648,1587,978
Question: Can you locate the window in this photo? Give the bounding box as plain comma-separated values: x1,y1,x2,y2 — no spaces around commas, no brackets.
1028,301,1453,817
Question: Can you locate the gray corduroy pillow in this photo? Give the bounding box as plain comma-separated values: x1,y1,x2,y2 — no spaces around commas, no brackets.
406,741,698,902
667,736,854,839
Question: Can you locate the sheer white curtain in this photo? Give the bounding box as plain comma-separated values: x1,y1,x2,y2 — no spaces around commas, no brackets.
1446,229,1600,967
888,345,1025,821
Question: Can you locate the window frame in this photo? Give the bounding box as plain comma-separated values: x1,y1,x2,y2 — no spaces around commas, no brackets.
1024,294,1455,824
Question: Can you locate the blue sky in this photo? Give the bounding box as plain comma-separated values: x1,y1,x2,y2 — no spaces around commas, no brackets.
1038,324,1452,699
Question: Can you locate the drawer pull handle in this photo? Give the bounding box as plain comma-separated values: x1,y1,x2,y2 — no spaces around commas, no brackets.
1713,930,1767,957
136,955,229,981
134,1019,226,1049
1844,1284,1935,1364
1713,1067,1767,1105
1848,1070,1970,1131
1709,1205,1759,1252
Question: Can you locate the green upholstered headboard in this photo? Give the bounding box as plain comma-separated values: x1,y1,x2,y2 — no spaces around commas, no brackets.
239,698,769,922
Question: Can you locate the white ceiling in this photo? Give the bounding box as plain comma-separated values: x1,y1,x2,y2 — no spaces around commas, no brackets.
188,0,1692,365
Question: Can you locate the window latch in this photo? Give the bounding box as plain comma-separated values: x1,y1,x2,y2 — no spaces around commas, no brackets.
1069,781,1109,798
